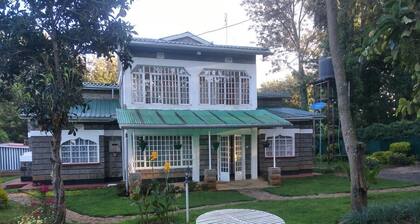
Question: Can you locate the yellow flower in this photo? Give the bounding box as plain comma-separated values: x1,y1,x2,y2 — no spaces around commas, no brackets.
163,161,171,174
150,151,158,161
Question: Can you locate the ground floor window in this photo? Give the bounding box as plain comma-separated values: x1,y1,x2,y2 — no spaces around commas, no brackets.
265,135,294,157
61,138,99,164
135,136,192,168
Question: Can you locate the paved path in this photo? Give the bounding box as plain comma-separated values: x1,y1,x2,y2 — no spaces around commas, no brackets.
238,185,420,201
379,164,420,184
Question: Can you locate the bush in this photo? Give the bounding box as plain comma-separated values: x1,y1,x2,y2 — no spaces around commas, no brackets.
365,157,381,185
370,151,392,164
388,153,415,166
340,199,420,224
0,187,8,208
358,120,420,140
389,142,411,155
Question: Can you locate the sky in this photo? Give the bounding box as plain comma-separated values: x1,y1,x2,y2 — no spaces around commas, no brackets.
125,0,289,87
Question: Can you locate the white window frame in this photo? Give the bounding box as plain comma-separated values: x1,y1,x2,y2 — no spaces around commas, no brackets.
131,65,190,105
60,138,100,164
199,69,250,105
135,136,193,169
265,135,295,158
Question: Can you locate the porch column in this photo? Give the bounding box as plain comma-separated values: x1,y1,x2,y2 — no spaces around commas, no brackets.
251,128,258,179
208,131,211,170
192,135,200,182
272,134,276,168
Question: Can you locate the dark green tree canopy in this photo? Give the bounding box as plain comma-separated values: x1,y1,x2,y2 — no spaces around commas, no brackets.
0,0,134,132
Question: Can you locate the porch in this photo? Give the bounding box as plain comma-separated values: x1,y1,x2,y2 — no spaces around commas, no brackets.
116,108,291,186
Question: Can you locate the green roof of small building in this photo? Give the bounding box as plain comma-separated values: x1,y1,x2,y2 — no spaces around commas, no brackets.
69,99,119,121
116,109,291,128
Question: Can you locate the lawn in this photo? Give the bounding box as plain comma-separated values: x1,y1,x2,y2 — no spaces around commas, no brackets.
0,201,30,224
65,188,253,217
264,174,417,196
121,191,420,224
0,176,18,184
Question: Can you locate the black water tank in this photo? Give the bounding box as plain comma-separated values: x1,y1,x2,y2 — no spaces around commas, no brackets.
319,57,334,80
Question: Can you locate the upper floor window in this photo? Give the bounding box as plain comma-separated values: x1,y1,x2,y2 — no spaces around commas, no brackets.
199,69,250,105
265,135,294,158
61,138,99,164
132,65,190,105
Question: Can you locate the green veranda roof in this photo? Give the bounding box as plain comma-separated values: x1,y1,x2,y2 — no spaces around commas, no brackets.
69,99,119,121
116,109,291,128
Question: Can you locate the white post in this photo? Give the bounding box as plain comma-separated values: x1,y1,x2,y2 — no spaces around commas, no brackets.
251,128,258,179
185,182,189,223
192,136,200,182
272,134,276,168
208,131,211,170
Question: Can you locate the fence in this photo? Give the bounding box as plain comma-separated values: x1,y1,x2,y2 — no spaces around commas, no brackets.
0,143,31,171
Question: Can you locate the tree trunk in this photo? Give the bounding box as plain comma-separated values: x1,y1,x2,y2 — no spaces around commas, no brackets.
297,62,308,109
325,0,368,212
51,119,66,224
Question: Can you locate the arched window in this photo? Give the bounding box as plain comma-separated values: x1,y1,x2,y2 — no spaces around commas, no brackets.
132,65,190,105
61,138,99,164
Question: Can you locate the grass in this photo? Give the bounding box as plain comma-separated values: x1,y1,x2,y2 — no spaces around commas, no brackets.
264,174,417,196
0,201,30,224
0,176,18,184
64,188,253,217
121,191,420,224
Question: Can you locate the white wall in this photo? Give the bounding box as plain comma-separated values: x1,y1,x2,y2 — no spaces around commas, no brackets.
121,57,257,110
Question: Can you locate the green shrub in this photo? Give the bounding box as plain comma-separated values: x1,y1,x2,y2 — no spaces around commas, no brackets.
340,199,420,224
358,120,420,140
388,153,415,166
389,142,411,155
365,157,381,185
0,188,8,208
370,151,392,164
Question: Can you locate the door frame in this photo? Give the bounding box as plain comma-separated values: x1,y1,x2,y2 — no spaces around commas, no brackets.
217,135,246,181
218,135,230,181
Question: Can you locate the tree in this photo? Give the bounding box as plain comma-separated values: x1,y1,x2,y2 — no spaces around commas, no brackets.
0,1,133,223
242,0,323,109
325,0,368,212
259,74,316,107
85,56,118,84
364,0,420,119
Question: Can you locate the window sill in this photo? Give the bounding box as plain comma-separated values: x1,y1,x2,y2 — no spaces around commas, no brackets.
62,162,101,166
264,156,296,159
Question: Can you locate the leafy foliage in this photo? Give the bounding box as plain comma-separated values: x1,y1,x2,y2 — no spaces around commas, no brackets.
85,56,118,84
364,0,420,119
341,199,420,224
0,1,134,222
0,188,8,209
389,142,412,154
358,120,420,140
242,0,324,109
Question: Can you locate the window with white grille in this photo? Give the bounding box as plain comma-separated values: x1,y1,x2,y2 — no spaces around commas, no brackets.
199,69,250,105
265,135,294,157
132,65,190,105
61,138,99,164
135,136,192,169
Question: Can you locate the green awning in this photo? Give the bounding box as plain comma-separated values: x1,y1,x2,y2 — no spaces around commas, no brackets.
116,109,291,129
69,99,119,121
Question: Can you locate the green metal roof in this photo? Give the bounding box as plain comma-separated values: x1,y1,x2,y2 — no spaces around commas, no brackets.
116,109,291,128
69,99,120,121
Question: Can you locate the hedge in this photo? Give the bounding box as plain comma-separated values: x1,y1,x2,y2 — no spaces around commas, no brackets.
357,120,420,141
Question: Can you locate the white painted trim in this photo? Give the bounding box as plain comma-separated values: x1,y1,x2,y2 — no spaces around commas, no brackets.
192,135,200,182
28,131,52,137
259,128,313,136
251,128,258,179
104,130,123,137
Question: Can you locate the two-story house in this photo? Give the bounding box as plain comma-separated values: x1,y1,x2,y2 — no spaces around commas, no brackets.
26,32,317,188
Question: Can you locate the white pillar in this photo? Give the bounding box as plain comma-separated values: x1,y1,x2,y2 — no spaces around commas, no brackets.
251,128,258,179
192,135,200,182
208,131,211,170
272,134,276,168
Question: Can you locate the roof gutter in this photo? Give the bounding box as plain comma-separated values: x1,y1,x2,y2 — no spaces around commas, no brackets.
129,41,272,56
118,123,291,129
